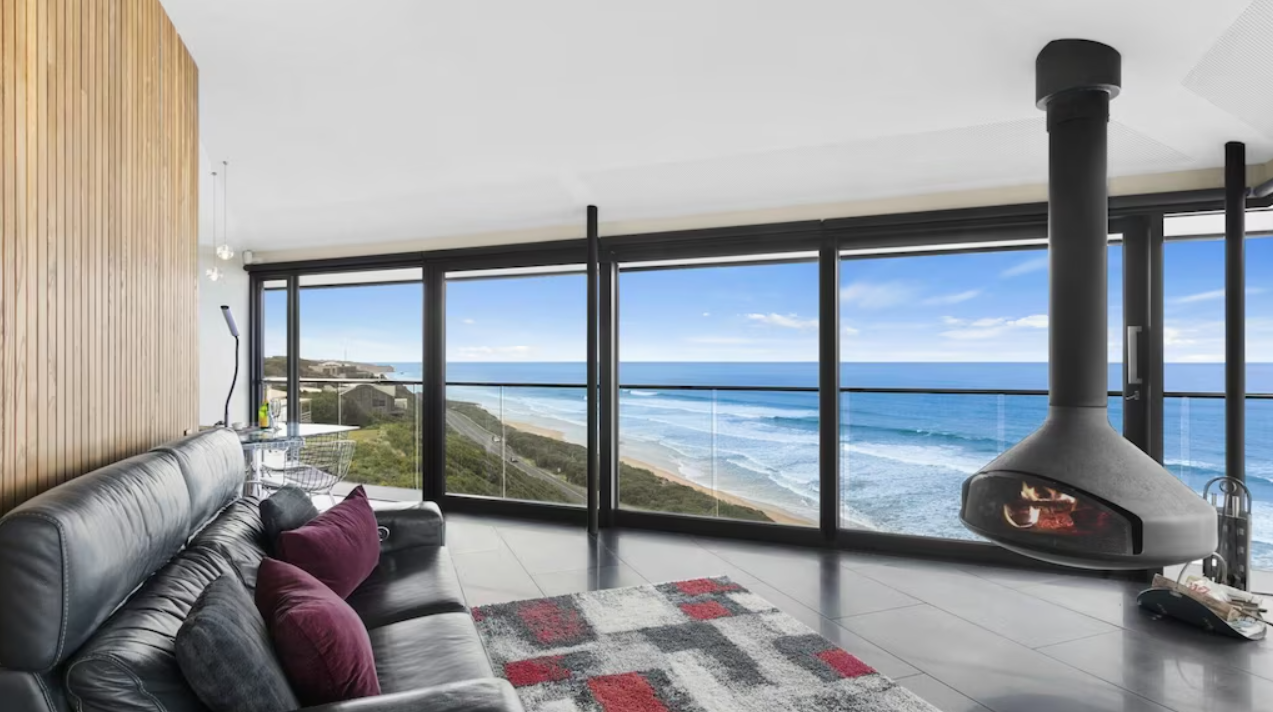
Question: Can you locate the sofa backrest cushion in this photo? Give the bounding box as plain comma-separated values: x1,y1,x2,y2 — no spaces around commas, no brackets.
188,498,269,588
176,574,299,712
65,545,241,712
153,429,246,536
0,451,192,672
259,484,319,554
277,486,380,599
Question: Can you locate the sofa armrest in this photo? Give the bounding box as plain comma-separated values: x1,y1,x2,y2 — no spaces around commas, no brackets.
374,501,445,552
298,679,522,712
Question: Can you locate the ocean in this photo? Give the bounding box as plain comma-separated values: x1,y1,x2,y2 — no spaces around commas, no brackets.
386,361,1273,568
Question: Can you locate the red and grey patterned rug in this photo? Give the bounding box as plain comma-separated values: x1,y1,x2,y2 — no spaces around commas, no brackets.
472,577,938,711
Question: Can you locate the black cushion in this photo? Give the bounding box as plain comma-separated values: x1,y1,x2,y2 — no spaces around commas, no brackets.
260,484,319,554
348,547,468,629
369,613,494,694
176,575,299,712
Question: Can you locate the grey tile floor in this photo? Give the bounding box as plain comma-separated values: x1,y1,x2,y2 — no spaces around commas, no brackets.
444,513,1273,712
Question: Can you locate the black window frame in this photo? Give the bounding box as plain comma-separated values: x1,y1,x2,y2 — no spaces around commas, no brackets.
244,188,1273,574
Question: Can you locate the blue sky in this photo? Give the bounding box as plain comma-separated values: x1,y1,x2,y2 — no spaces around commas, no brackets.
264,235,1272,364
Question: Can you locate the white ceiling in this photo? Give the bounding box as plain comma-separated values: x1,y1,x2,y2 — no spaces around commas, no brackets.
161,0,1273,254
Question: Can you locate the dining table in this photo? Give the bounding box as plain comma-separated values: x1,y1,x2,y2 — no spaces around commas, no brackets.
237,422,360,496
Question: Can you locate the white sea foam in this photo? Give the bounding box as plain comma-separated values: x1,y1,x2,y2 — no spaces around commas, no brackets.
843,441,991,475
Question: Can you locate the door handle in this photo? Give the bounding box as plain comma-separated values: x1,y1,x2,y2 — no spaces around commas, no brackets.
1127,326,1142,386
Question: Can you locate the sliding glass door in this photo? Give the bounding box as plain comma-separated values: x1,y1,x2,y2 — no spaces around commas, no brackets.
444,266,588,506
616,257,820,526
837,239,1124,541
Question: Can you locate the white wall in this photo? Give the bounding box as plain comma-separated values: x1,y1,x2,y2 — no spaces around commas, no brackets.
198,247,249,426
196,141,250,426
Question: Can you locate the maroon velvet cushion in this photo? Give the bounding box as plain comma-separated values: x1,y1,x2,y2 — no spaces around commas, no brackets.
277,485,380,598
255,558,381,706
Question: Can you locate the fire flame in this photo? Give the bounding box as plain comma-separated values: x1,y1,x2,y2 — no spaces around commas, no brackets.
1002,481,1079,530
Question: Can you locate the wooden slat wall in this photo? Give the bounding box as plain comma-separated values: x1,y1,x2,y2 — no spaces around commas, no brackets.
0,0,198,513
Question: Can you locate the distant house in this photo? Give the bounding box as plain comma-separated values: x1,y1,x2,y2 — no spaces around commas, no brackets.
340,383,416,419
317,361,346,376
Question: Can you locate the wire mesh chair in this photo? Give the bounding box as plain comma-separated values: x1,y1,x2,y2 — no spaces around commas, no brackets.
260,438,356,505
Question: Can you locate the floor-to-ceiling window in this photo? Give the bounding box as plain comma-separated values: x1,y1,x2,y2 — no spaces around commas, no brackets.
260,279,290,419
1162,208,1273,570
616,256,820,526
837,239,1123,540
444,266,588,506
245,198,1273,569
294,269,424,499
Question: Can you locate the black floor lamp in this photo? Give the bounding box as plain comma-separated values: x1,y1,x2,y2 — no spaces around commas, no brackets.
220,305,240,427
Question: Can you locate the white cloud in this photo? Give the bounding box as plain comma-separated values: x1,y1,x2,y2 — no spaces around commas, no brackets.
685,335,757,345
842,325,860,336
702,312,711,317
744,313,818,330
1001,256,1048,278
921,289,981,306
453,345,532,360
1163,327,1195,346
1177,353,1225,363
940,314,1048,340
462,318,476,325
1173,287,1265,304
1174,289,1225,304
840,281,913,309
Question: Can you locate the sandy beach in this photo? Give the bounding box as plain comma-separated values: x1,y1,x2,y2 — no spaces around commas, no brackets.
506,419,816,527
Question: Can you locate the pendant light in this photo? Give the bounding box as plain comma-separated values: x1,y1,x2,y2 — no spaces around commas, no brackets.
216,160,235,261
205,168,223,282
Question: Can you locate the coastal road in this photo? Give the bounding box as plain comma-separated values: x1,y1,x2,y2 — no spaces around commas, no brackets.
445,410,586,503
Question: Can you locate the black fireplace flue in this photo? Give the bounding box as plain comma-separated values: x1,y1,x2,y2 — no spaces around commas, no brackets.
959,40,1216,569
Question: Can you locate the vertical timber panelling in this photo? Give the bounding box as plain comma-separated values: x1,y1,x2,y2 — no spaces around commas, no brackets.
0,0,198,512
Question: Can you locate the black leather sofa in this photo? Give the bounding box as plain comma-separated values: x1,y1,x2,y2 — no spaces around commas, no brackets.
0,429,523,712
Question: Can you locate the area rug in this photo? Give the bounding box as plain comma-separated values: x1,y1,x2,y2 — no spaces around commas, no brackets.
472,577,938,711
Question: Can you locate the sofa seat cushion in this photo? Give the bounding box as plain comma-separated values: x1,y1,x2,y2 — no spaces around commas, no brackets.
370,613,494,694
65,546,240,712
348,547,467,629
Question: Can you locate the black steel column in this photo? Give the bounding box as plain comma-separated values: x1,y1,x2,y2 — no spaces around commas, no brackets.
586,206,600,535
1122,216,1150,453
598,253,618,528
286,275,300,422
248,275,264,423
1148,213,1165,463
819,234,841,540
1225,142,1246,483
423,262,447,502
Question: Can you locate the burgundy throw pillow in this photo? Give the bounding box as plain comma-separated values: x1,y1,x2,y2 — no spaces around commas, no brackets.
255,557,381,706
277,485,380,598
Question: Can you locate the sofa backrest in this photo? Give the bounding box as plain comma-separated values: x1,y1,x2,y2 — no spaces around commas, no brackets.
0,450,192,673
0,428,247,675
153,428,247,533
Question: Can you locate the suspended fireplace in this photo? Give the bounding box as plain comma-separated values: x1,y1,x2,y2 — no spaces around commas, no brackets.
958,40,1217,569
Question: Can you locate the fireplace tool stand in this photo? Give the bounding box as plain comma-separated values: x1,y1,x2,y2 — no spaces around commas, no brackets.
1136,477,1264,640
